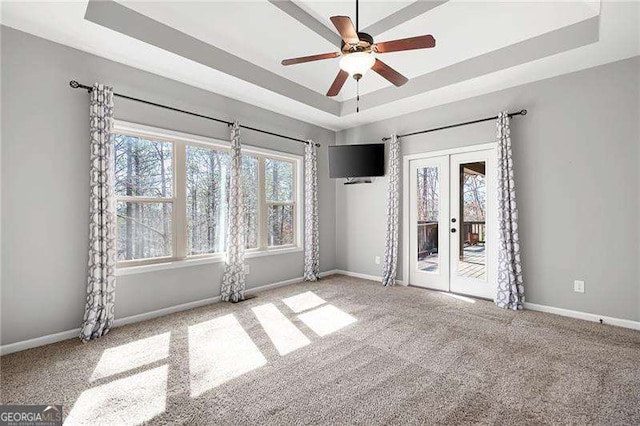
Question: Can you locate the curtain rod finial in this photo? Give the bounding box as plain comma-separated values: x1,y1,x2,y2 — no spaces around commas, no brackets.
69,80,80,89
520,109,527,115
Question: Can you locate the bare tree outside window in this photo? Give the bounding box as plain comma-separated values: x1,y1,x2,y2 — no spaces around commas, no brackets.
186,146,229,255
462,172,486,222
114,134,173,261
265,158,295,246
114,127,299,267
416,167,439,222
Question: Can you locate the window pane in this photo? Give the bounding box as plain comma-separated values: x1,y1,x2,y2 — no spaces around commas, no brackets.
114,134,173,197
186,146,230,255
242,155,259,249
268,205,294,246
265,158,294,202
117,202,172,261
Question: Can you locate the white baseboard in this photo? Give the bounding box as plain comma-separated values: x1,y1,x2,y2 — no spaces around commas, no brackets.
0,270,337,356
5,271,636,356
335,270,639,330
0,328,82,356
524,302,640,331
333,269,406,286
112,296,222,328
319,269,340,278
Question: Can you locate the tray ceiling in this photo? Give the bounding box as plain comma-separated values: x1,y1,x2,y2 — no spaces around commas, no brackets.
1,1,638,130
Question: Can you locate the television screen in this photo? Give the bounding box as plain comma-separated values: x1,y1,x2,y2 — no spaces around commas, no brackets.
328,144,385,178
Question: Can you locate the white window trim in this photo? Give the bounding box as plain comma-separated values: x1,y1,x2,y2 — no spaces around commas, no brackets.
114,120,303,273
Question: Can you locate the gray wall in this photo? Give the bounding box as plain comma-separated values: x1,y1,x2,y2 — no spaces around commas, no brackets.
336,57,640,322
2,25,639,347
0,27,337,346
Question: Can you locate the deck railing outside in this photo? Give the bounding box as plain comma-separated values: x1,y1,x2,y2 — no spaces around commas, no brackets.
417,221,485,260
417,221,438,260
462,221,485,245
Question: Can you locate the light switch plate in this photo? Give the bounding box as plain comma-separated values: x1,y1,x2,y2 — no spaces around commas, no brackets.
375,256,381,265
574,280,585,293
244,264,251,275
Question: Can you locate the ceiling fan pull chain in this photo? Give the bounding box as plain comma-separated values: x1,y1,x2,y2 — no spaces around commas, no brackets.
356,80,360,113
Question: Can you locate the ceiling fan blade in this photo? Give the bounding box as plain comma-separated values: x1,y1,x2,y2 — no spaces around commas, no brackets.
372,59,408,87
281,52,341,66
330,16,359,45
374,35,436,53
326,69,349,97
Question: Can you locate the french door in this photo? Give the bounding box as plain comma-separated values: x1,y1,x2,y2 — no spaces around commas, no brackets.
407,146,496,299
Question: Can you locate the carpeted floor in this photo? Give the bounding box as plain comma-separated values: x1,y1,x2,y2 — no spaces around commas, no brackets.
2,274,640,425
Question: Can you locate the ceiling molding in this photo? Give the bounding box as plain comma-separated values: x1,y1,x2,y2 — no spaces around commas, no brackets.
4,0,616,129
268,0,342,47
84,0,341,116
83,0,606,122
342,15,601,115
362,1,448,37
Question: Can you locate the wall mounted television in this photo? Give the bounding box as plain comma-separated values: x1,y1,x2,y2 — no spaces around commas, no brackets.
328,143,385,179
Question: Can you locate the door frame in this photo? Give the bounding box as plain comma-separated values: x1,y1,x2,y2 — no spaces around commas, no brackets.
402,142,498,299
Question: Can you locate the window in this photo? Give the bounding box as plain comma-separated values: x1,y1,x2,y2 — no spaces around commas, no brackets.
114,122,301,268
265,158,296,246
114,134,173,262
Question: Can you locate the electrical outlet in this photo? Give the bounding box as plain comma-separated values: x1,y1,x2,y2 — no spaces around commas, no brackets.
375,256,381,265
573,280,585,293
244,264,251,275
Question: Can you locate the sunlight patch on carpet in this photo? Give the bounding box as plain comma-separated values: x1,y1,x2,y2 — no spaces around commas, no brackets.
67,365,167,425
282,291,326,313
297,304,357,337
252,303,311,355
90,332,171,382
189,314,267,397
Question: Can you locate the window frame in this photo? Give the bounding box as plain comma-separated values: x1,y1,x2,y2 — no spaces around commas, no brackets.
114,121,303,270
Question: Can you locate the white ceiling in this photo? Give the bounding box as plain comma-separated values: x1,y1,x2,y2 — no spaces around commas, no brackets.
298,1,413,30
114,0,599,100
1,1,639,131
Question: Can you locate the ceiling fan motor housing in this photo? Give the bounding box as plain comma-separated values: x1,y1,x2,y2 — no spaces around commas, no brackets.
341,32,374,53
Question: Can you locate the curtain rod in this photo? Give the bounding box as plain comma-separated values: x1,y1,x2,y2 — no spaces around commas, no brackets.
381,109,527,141
69,81,320,147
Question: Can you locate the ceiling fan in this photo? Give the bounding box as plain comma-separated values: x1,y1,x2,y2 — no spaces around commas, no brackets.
281,0,436,101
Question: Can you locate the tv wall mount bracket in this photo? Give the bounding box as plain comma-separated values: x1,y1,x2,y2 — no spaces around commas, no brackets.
344,177,372,185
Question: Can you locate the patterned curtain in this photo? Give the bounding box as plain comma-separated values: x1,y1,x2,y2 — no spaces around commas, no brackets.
303,141,320,281
495,112,525,309
221,122,246,302
80,83,117,342
382,135,400,287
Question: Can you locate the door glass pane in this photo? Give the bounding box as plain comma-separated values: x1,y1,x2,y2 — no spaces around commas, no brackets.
458,162,486,280
416,167,439,273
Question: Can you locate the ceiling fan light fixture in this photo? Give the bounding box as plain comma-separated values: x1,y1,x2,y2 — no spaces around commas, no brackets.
339,52,375,77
